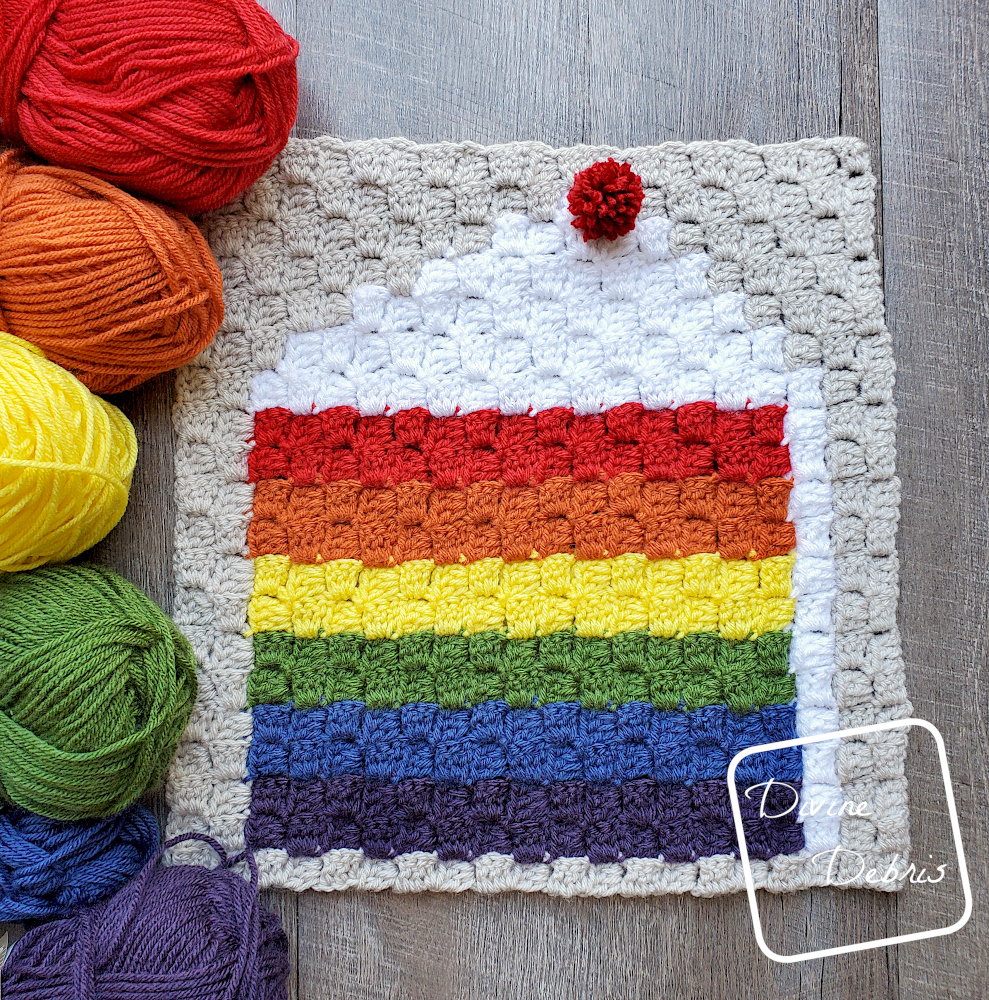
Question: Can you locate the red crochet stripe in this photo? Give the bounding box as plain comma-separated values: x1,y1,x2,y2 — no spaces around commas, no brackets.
248,401,790,489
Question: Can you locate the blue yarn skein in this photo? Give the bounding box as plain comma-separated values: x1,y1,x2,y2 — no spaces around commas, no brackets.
0,803,160,920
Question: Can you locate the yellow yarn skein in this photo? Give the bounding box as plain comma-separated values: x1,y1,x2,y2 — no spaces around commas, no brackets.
0,330,137,573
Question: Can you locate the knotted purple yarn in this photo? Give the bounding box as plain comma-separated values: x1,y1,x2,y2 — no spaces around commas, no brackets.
1,834,290,1000
0,804,159,921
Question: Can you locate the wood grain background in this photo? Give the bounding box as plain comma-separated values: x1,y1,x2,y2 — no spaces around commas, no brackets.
7,1,986,997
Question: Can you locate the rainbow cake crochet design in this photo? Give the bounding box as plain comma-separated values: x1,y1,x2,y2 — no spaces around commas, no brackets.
168,136,910,895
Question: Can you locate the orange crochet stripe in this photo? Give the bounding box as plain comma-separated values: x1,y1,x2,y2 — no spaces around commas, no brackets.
248,473,795,566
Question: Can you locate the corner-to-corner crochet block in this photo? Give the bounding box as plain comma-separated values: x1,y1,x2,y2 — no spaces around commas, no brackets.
167,136,910,896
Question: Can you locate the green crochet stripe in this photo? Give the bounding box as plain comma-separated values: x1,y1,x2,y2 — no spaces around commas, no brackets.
249,629,794,712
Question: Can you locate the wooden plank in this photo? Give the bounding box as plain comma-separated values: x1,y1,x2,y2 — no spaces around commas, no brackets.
585,0,843,147
878,0,989,994
262,0,296,35
296,887,874,1000
839,0,883,255
263,889,301,1000
292,887,905,1000
293,0,588,146
259,0,298,138
90,374,176,614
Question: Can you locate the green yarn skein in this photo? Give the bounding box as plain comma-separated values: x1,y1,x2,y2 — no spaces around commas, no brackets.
0,564,197,821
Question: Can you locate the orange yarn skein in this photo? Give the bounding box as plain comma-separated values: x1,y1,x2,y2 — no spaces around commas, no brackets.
0,151,223,395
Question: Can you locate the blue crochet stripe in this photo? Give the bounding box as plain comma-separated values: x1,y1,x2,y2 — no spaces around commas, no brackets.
247,700,799,785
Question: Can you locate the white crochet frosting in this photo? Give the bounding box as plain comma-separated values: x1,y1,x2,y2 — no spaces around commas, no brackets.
252,210,790,416
167,135,910,895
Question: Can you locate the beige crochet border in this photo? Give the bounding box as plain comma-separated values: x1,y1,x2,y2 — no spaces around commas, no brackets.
166,135,911,895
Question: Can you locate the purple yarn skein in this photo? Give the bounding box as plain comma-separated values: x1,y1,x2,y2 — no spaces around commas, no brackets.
0,804,160,921
1,834,290,1000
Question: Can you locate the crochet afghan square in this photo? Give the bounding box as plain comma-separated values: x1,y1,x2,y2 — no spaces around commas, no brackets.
167,136,910,896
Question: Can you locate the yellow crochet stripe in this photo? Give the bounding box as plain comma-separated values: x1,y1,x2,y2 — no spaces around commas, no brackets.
248,552,796,642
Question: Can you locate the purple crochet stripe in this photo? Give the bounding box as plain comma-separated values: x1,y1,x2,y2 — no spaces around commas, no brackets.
246,775,804,864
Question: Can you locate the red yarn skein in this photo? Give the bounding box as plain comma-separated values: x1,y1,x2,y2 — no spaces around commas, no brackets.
567,158,645,241
0,0,300,215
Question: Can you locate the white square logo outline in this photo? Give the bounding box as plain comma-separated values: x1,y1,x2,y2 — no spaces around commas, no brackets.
727,718,972,963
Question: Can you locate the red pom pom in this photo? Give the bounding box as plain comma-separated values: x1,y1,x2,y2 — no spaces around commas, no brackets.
567,159,644,241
